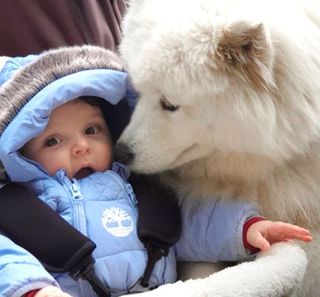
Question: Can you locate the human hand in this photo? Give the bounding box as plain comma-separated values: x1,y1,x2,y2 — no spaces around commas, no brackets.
33,286,73,297
246,220,312,251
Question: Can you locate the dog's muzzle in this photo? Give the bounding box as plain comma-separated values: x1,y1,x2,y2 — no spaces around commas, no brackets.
114,142,134,165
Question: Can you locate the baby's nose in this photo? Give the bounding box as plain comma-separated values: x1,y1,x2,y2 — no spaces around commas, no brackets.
72,140,91,156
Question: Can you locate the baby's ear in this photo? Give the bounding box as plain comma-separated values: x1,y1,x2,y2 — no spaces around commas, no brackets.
217,21,275,91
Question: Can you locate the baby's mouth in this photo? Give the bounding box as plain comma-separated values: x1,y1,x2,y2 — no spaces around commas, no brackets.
74,167,94,179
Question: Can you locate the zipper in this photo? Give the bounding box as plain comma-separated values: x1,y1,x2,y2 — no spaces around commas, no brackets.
71,178,83,200
62,177,92,296
66,178,87,235
125,183,138,205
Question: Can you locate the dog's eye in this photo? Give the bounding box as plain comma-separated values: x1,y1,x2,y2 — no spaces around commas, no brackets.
160,96,180,112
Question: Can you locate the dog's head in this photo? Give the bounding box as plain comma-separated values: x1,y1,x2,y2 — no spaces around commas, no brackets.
116,0,320,173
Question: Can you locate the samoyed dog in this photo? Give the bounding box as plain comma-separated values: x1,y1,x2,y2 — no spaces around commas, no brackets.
117,0,320,295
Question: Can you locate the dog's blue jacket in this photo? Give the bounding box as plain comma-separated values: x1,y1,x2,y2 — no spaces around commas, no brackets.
0,48,258,297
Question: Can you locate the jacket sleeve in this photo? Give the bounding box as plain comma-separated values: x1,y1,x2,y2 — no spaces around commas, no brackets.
0,234,58,297
174,197,259,262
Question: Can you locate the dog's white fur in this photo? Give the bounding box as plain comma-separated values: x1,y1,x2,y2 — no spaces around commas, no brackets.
119,0,320,295
123,243,307,297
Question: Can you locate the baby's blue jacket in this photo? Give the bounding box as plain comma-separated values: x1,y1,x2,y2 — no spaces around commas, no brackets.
0,50,258,297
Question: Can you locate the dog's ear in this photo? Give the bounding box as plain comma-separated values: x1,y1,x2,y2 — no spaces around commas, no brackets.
217,21,275,91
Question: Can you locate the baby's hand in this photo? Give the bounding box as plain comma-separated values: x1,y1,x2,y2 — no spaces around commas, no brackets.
247,220,312,251
33,286,73,297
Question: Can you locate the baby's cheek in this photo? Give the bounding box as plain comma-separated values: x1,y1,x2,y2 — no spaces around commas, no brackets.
100,155,112,171
44,155,68,176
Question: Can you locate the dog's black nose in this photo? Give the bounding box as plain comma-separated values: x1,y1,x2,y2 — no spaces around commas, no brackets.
114,142,134,165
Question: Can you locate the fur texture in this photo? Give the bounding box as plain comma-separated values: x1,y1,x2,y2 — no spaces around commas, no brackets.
118,0,320,296
124,243,307,297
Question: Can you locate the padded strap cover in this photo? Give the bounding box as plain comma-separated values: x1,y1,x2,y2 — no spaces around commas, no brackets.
0,183,96,272
130,174,181,248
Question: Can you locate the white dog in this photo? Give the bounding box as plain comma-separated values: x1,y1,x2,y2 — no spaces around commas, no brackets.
117,0,320,296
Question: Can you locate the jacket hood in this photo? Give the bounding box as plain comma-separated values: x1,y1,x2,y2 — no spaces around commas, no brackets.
0,45,135,182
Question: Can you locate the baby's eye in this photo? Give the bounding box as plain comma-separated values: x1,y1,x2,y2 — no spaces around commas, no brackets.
86,126,99,135
45,137,61,147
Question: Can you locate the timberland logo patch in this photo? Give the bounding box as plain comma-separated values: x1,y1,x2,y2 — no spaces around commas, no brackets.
102,207,133,237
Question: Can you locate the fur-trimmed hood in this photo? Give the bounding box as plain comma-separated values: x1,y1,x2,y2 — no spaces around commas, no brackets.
0,45,135,182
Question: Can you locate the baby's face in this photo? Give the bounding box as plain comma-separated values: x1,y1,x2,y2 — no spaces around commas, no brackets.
22,99,112,179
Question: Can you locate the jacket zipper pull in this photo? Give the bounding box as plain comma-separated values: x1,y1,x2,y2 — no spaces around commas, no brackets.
126,183,137,204
71,179,83,200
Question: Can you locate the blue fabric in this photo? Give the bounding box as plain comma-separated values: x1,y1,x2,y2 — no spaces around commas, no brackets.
26,164,178,296
177,197,258,261
0,54,259,296
0,234,57,297
0,55,37,86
